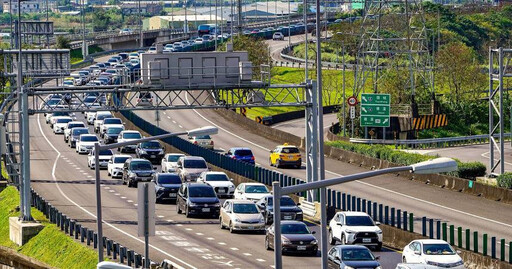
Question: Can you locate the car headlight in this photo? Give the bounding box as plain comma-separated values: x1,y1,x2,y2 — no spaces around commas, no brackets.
213,203,221,207
375,267,382,269
454,260,464,266
139,150,147,154
129,172,137,178
156,186,164,191
376,230,383,234
259,215,265,222
233,218,241,223
188,202,198,207
427,261,439,266
229,184,235,189
311,239,318,245
281,237,291,244
345,230,356,233
296,212,303,215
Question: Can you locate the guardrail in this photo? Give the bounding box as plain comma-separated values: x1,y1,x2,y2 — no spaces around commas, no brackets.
350,133,512,149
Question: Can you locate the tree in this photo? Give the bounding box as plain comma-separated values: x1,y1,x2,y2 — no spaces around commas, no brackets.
56,36,71,49
225,35,271,76
92,9,111,32
436,42,486,103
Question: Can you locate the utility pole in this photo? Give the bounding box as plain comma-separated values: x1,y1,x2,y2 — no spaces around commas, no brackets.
303,0,308,80
81,0,87,59
215,0,218,50
237,0,242,34
288,0,291,48
139,0,143,47
46,0,49,48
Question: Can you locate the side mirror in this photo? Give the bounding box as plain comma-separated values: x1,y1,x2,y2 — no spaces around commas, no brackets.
153,166,157,170
456,250,462,254
375,221,381,226
230,178,234,182
296,203,301,206
375,256,380,260
108,160,113,164
311,231,316,234
269,150,273,153
337,223,342,226
414,250,421,255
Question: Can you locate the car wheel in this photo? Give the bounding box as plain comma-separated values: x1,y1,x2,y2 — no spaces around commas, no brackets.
219,217,224,229
275,160,281,168
177,203,182,214
329,229,336,245
269,158,273,167
185,206,190,217
107,171,111,176
340,234,346,245
265,236,272,250
229,221,235,233
402,256,407,263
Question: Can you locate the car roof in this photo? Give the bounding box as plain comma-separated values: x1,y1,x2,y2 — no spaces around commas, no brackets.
166,153,185,156
340,211,371,217
242,182,266,186
227,199,258,204
279,220,305,225
186,182,213,188
67,121,84,124
156,172,179,176
202,171,226,175
278,143,297,148
129,158,150,162
260,194,290,199
181,156,205,160
230,147,251,151
113,154,131,158
121,130,140,134
53,116,72,119
331,245,370,250
80,134,96,137
414,239,450,244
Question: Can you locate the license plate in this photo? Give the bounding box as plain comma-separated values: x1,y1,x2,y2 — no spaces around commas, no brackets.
248,226,254,229
218,189,225,193
297,246,307,251
169,193,177,197
202,208,210,212
151,155,155,158
288,156,294,160
362,238,371,243
284,215,292,220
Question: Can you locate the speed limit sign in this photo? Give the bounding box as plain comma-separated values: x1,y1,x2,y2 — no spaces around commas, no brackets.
347,96,358,106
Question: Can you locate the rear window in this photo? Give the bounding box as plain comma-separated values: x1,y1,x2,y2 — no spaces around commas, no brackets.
68,123,84,128
104,118,122,124
81,136,98,142
141,141,161,149
184,159,207,169
130,161,152,170
98,150,113,156
72,128,89,135
106,127,123,134
195,135,211,140
123,132,142,139
97,114,112,121
113,156,130,163
234,149,253,156
56,118,72,123
157,174,182,184
205,174,229,182
281,147,299,154
189,186,216,197
167,155,183,162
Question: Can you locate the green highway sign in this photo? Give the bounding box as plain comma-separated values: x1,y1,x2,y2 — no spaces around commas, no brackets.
361,93,390,105
360,116,390,127
360,93,390,127
360,105,389,116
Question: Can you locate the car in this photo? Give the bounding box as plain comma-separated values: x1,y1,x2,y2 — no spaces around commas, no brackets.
265,220,318,255
219,199,266,233
176,156,209,182
233,182,270,202
328,212,383,250
395,264,439,269
161,153,186,172
176,183,221,218
99,118,124,134
68,127,89,148
195,38,203,44
76,134,99,154
225,147,255,164
117,130,142,152
63,121,86,142
402,239,464,268
327,245,382,269
188,135,214,150
103,126,124,144
136,92,153,107
273,32,284,40
107,154,131,178
269,143,302,168
256,195,303,224
87,149,114,169
45,111,71,124
196,171,235,198
119,28,133,35
122,158,156,187
85,111,97,125
93,112,113,133
52,116,74,134
153,173,182,203
135,140,165,164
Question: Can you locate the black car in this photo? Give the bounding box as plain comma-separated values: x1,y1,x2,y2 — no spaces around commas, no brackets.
103,126,124,144
256,195,303,224
153,173,182,203
122,158,156,187
176,183,220,218
327,245,381,269
265,221,318,255
68,127,89,148
136,140,165,164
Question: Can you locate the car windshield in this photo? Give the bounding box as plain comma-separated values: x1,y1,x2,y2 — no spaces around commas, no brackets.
47,99,61,105
189,186,216,197
233,203,259,214
84,96,96,103
184,159,207,168
97,114,112,120
267,197,296,207
195,135,211,139
234,150,253,156
114,156,130,163
81,136,98,142
104,118,122,124
205,174,229,181
141,141,161,149
345,216,375,226
107,127,123,134
423,244,455,255
280,223,310,234
56,118,72,123
52,112,69,117
72,129,88,135
157,175,181,184
245,185,268,193
341,249,375,261
68,123,84,128
167,155,183,162
98,150,113,156
130,161,152,170
124,132,142,139
281,147,299,154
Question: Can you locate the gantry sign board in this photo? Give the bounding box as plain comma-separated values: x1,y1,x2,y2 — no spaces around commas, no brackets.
360,93,390,127
4,49,70,77
14,21,54,35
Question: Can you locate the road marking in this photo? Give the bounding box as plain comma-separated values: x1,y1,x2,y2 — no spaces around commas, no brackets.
133,203,138,206
114,193,120,196
87,175,93,178
158,215,164,218
185,228,193,231
167,219,173,222
108,190,115,193
218,242,226,245
186,92,512,229
481,151,512,167
256,259,265,262
178,125,183,128
207,237,215,240
75,167,80,170
172,120,177,124
121,196,126,199
176,224,183,227
104,187,110,190
127,200,133,203
243,253,252,256
230,247,239,251
163,112,167,115
36,114,194,269
167,116,171,119
196,233,204,235
79,170,84,172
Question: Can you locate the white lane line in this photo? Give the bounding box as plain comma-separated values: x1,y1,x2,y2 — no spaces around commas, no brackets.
82,173,88,175
172,120,177,124
206,237,215,240
230,247,239,251
481,151,512,167
176,224,183,227
256,259,265,262
178,125,183,128
167,219,173,222
185,228,193,231
133,203,138,206
167,116,171,119
75,167,80,170
108,190,115,193
79,170,84,172
158,215,164,218
104,187,110,190
127,200,133,203
185,93,512,229
114,193,120,196
218,242,226,245
196,233,204,236
87,175,93,178
36,114,193,269
121,196,126,199
163,112,167,115
243,253,252,256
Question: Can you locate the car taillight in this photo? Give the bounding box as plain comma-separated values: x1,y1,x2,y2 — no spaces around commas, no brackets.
251,156,255,160
231,156,236,159
210,141,214,145
193,141,198,144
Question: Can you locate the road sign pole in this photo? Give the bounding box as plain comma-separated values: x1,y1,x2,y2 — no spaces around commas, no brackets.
94,142,104,262
144,183,149,269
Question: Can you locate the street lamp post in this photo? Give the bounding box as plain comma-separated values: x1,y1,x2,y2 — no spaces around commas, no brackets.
94,126,218,263
272,158,458,269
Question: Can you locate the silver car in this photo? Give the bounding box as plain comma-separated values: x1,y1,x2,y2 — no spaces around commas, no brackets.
219,199,265,233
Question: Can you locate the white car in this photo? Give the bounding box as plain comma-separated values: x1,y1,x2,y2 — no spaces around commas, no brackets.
176,156,209,182
272,32,284,40
328,211,383,250
219,199,265,233
188,135,214,150
108,154,131,178
197,171,235,198
87,149,114,169
86,111,97,125
45,111,71,124
161,153,185,172
402,239,464,268
99,118,124,134
117,130,142,152
52,116,74,134
233,183,270,202
93,111,113,133
76,134,99,154
64,121,86,142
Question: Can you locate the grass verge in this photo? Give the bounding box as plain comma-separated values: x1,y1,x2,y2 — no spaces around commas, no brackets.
0,186,98,269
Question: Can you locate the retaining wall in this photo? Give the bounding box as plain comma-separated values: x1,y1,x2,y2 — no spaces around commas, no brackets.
0,246,50,269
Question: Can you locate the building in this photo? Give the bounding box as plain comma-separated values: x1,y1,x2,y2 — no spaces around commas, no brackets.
121,2,163,15
3,0,55,13
143,14,224,31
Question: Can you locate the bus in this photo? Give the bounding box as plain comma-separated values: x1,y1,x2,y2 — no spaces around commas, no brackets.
198,24,217,36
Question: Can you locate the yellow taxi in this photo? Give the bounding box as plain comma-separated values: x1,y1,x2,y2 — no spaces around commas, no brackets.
269,143,302,168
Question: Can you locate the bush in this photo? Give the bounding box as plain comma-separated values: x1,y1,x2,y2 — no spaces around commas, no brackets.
452,161,487,180
497,173,512,189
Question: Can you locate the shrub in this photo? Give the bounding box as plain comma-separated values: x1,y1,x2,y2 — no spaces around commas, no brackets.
497,173,512,189
453,161,487,180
